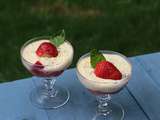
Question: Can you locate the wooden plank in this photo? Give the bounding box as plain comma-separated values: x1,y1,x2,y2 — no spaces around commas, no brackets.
127,56,160,120
44,69,148,120
0,78,48,120
136,52,160,86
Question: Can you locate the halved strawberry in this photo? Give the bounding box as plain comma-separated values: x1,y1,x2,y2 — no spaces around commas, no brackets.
94,60,122,80
36,42,58,57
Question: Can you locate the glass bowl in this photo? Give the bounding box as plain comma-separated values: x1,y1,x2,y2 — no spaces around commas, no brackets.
76,50,132,120
20,36,74,109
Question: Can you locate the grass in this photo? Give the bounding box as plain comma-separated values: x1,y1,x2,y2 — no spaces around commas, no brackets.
0,0,160,82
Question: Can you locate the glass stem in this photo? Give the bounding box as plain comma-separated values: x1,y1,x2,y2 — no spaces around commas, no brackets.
97,94,112,115
44,77,58,97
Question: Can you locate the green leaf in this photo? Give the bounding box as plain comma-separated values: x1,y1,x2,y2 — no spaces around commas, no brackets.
50,29,65,47
90,49,106,68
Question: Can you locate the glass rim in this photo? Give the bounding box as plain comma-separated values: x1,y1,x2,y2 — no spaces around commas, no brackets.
76,50,132,83
20,36,73,67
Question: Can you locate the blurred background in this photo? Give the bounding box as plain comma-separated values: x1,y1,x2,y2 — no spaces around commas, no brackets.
0,0,160,82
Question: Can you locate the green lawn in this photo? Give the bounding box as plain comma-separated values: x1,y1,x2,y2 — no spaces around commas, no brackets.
0,0,160,82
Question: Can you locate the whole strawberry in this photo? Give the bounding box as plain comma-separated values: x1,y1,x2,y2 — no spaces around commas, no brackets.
94,61,122,80
36,42,58,57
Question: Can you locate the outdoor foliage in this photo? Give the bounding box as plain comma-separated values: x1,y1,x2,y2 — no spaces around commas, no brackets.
0,0,160,82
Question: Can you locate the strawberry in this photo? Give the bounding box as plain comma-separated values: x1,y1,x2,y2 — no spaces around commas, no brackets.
31,61,64,77
94,60,122,80
34,61,44,69
31,61,44,75
36,42,58,57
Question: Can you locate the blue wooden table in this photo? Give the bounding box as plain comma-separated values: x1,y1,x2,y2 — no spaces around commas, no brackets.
0,52,160,120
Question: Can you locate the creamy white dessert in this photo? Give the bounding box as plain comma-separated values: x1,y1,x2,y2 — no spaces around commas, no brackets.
22,40,73,72
77,54,132,93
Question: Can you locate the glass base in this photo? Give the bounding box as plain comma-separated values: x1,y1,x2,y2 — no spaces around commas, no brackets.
93,102,124,120
30,85,70,109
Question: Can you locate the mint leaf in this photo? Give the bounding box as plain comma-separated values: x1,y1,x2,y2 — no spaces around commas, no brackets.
90,49,106,68
50,29,65,47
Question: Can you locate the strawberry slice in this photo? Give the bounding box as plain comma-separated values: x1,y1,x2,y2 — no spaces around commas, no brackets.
34,61,44,69
94,60,122,80
31,61,44,75
36,42,58,57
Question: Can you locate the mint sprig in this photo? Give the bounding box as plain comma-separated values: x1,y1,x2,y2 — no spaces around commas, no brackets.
90,49,106,68
50,29,65,47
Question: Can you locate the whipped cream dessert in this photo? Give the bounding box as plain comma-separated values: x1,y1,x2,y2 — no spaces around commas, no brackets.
77,53,132,93
22,40,73,74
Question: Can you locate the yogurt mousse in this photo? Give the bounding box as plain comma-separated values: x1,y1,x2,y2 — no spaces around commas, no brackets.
21,39,73,77
77,52,132,93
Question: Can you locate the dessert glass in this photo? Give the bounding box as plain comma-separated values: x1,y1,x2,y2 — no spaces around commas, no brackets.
76,50,132,120
20,36,73,109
